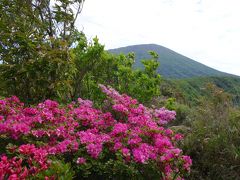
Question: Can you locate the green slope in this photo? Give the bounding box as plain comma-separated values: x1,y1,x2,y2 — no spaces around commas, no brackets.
109,44,233,79
163,76,240,106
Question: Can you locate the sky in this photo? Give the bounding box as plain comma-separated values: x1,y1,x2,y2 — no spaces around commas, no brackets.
76,0,240,76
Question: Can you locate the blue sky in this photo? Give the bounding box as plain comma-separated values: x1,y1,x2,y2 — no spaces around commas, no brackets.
76,0,240,76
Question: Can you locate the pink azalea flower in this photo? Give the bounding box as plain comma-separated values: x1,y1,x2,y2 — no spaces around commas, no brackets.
76,157,86,164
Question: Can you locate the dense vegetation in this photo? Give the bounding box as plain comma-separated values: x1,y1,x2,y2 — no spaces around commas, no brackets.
160,76,240,106
0,1,161,105
0,0,186,179
176,84,240,179
1,0,240,179
109,37,240,180
0,86,191,179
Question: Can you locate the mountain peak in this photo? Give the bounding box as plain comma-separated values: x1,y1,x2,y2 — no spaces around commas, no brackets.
109,44,231,79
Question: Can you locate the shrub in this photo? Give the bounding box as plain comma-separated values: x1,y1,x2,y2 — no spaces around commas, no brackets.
0,85,191,179
182,85,240,179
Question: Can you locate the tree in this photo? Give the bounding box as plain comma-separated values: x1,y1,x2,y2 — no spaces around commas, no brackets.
0,0,162,105
72,36,161,105
0,0,84,103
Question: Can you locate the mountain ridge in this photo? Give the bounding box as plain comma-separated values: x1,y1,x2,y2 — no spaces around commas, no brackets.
108,44,236,79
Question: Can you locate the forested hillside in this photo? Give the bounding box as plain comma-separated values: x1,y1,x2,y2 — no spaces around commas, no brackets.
161,76,240,106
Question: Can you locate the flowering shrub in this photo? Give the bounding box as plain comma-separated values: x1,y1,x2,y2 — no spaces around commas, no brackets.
0,85,191,179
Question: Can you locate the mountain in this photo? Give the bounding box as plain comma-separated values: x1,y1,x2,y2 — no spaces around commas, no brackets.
109,44,233,79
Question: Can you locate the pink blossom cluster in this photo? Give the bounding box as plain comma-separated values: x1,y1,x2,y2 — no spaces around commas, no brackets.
0,156,28,180
0,144,49,179
0,85,191,179
155,108,176,125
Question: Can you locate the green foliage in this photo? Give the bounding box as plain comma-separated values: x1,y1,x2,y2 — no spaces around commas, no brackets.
0,0,84,104
157,79,240,179
71,36,161,105
157,75,240,179
34,160,75,180
172,76,240,106
165,97,176,110
0,49,76,103
172,103,191,126
73,155,163,179
181,84,240,179
1,4,161,105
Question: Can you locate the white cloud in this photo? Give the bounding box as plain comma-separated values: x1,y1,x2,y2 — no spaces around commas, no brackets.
77,0,240,76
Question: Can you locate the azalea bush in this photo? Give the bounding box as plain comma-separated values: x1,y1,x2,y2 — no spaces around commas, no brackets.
0,85,191,179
